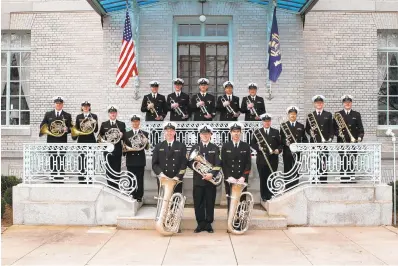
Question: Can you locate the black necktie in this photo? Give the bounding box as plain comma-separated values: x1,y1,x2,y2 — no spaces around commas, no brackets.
228,96,231,102
56,112,60,117
234,143,238,149
252,97,255,101
346,111,349,115
318,112,321,116
265,129,269,136
202,94,205,97
204,144,207,148
292,122,295,127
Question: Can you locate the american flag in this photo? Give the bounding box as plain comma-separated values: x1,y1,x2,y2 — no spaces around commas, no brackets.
116,10,138,88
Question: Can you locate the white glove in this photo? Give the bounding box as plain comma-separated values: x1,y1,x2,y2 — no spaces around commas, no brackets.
233,112,240,117
63,127,68,133
147,103,154,109
238,177,245,184
182,115,188,119
119,132,123,137
204,114,212,119
223,101,230,107
196,101,205,107
171,103,179,109
173,176,180,181
274,149,279,155
247,103,254,109
160,172,167,178
358,137,362,142
227,177,237,183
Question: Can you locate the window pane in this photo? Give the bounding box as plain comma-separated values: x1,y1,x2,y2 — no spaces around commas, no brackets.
190,25,201,36
387,32,398,48
1,53,6,67
11,52,20,66
178,45,189,56
378,67,387,82
10,96,20,109
1,96,6,110
217,45,228,56
206,60,215,76
178,61,189,77
390,112,398,125
9,109,19,125
20,68,30,81
20,95,29,110
191,61,200,76
389,52,398,66
10,82,19,95
1,33,9,49
205,24,217,36
21,111,30,125
1,68,6,82
378,112,387,125
10,33,21,48
208,77,215,87
1,111,6,125
378,52,387,66
206,44,216,55
217,24,228,36
21,52,30,66
217,61,228,76
390,68,398,81
179,25,190,36
21,33,31,49
190,44,200,56
378,97,387,110
378,31,387,47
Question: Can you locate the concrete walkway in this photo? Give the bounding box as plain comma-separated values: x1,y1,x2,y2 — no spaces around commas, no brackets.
2,226,398,265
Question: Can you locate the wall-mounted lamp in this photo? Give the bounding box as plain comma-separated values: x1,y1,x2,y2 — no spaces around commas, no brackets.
199,0,206,23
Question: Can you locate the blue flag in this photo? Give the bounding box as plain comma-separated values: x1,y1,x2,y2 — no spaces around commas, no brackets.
268,7,282,82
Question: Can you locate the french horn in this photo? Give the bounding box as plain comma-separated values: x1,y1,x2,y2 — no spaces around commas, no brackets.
71,117,97,137
123,131,149,152
39,119,66,137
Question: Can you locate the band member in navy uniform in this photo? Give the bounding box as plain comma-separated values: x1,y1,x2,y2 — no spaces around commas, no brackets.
98,105,126,190
241,83,266,121
216,81,240,121
221,122,251,210
251,114,282,201
188,125,221,233
190,78,216,121
305,95,334,183
334,95,364,183
72,101,99,184
167,78,190,121
152,122,187,195
40,96,72,181
280,106,307,189
123,114,149,202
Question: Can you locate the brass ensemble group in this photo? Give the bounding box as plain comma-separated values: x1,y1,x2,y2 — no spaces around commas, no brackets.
40,77,364,235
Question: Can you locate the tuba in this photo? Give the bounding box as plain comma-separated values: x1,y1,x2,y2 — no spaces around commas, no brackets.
307,113,326,143
71,117,97,137
196,95,210,116
278,117,296,146
188,148,223,186
39,119,66,137
122,131,149,152
227,181,254,235
154,175,186,235
98,128,122,145
221,97,237,116
334,113,356,142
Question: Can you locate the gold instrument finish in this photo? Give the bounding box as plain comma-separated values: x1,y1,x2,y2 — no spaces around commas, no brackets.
246,98,259,117
307,113,326,143
40,119,66,137
196,95,210,116
146,96,159,117
71,117,97,137
98,128,122,145
253,128,274,172
334,113,356,143
221,97,237,116
154,175,186,236
170,99,186,117
278,117,296,146
227,181,254,235
122,131,149,152
188,148,223,186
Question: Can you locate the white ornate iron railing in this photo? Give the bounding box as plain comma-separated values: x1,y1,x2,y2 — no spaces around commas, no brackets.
267,143,382,197
23,143,137,196
139,121,264,155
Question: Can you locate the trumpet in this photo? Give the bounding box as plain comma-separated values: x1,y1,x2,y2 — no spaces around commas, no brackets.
253,128,274,171
307,113,326,143
196,95,210,116
278,117,296,146
221,97,237,116
246,98,259,117
188,148,223,186
146,96,159,117
170,99,186,118
334,113,356,143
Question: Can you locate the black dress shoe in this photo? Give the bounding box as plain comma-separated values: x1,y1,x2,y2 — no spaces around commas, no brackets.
177,229,182,233
194,226,202,233
205,224,214,233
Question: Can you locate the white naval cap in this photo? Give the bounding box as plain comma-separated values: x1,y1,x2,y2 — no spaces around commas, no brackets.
163,121,177,130
198,124,213,133
228,122,244,130
260,113,272,121
223,81,234,88
197,78,209,85
53,96,64,103
248,82,258,89
312,95,326,102
107,104,119,112
81,100,91,106
286,106,299,114
341,94,353,102
173,78,184,85
130,114,141,121
149,81,160,86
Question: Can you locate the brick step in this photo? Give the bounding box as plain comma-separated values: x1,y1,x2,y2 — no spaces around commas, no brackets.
117,205,287,230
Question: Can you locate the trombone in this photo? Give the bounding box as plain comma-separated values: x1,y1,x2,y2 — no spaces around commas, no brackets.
170,99,186,118
221,97,237,116
307,113,326,143
334,113,356,142
253,128,274,171
196,95,210,116
278,117,296,146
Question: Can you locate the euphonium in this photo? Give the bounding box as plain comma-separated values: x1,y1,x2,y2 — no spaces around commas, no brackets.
154,175,186,236
278,117,296,146
71,117,97,137
221,97,237,116
307,113,326,143
39,119,66,137
334,113,356,143
98,128,122,145
122,131,149,152
188,148,223,186
227,181,254,235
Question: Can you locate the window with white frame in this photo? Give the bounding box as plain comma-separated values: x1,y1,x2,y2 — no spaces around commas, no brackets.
1,31,31,126
378,30,398,127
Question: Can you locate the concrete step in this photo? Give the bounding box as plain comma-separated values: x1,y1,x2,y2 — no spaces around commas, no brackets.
117,205,287,230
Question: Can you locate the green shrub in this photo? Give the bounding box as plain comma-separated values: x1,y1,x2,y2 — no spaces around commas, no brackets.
1,175,21,196
1,197,5,218
3,187,13,206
